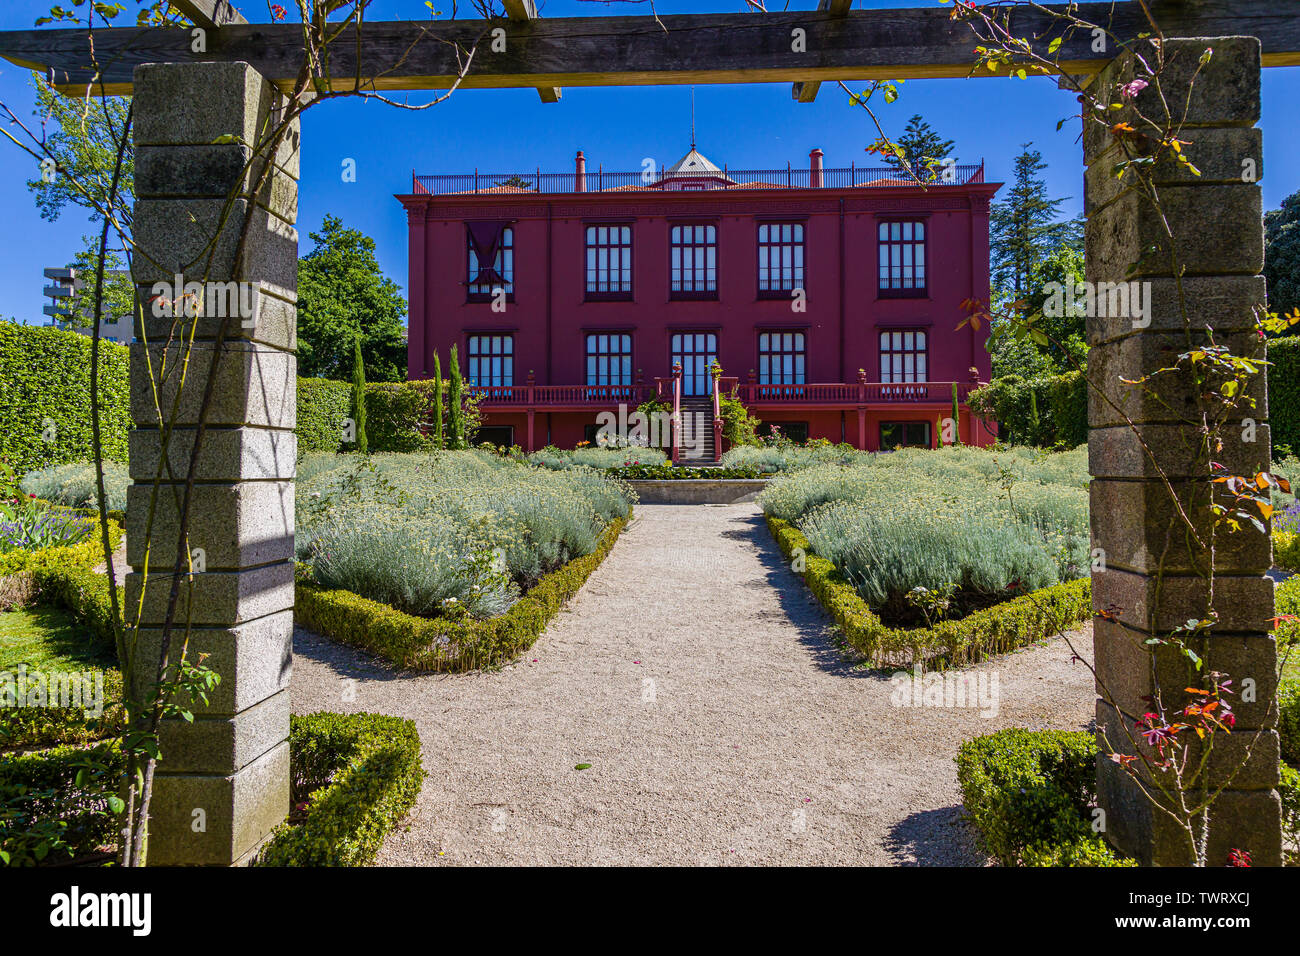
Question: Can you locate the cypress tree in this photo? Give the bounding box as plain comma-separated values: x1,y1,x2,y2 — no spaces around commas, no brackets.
432,351,445,450
448,344,465,449
351,335,368,454
951,382,962,446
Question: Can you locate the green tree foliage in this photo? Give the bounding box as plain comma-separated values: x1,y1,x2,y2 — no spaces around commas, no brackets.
885,114,956,178
27,77,134,229
432,351,445,450
297,215,408,382
26,77,136,327
448,345,465,449
989,246,1088,377
65,242,135,328
1265,189,1300,323
350,336,368,455
990,144,1082,302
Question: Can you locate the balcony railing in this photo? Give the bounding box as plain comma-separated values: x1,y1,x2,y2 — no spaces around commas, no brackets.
468,381,980,407
412,163,985,196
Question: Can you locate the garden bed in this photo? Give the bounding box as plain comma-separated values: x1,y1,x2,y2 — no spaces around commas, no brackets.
296,515,628,671
767,515,1091,668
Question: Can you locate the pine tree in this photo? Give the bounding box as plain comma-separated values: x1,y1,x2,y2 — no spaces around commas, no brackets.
990,144,1082,302
448,344,465,449
886,114,957,178
350,335,368,455
432,351,445,450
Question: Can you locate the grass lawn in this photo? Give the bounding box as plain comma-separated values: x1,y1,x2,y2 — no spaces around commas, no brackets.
0,606,113,672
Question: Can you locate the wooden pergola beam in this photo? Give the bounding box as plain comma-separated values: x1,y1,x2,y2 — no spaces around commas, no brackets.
792,0,852,104
168,0,247,29
2,3,1297,97
502,0,561,104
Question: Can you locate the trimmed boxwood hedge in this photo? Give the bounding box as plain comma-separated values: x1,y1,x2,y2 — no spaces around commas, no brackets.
1271,336,1300,457
255,712,424,867
956,728,1133,867
612,464,764,480
298,378,440,454
766,515,1092,668
967,371,1088,450
0,323,131,474
296,516,628,671
297,377,353,453
0,517,122,579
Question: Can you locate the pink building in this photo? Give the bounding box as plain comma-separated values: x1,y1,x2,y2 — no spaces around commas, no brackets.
397,146,1001,460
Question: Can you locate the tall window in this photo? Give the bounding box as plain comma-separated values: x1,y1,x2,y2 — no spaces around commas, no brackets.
467,224,513,299
758,223,805,295
879,329,927,383
758,331,806,385
466,334,513,387
586,225,633,298
878,220,926,296
670,224,717,297
586,333,633,386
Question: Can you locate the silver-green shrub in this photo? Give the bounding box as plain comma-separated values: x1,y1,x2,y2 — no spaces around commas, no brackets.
760,445,1090,610
296,450,634,619
20,461,129,512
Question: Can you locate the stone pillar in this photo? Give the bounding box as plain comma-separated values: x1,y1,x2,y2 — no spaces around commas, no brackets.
128,62,299,865
1086,38,1280,865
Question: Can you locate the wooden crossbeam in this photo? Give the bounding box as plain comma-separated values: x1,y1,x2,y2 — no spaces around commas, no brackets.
792,0,852,103
502,0,561,103
2,3,1297,98
169,0,247,28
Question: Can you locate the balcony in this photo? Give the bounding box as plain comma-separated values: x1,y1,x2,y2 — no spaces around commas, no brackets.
412,163,985,196
468,380,980,410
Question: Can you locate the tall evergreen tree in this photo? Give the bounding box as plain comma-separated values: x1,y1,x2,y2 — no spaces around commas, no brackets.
350,336,368,455
990,144,1082,302
1265,189,1300,324
886,114,957,178
448,345,465,449
432,351,445,450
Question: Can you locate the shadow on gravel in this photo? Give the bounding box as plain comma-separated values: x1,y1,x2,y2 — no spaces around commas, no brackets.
292,626,417,686
884,806,988,866
724,510,887,681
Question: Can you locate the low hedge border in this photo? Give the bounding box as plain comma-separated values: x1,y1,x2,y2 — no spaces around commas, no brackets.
766,515,1092,669
956,728,1133,867
608,464,765,480
295,516,629,671
0,517,122,579
255,712,424,867
2,561,127,752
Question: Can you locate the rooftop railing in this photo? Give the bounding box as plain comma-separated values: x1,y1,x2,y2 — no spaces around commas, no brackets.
412,162,985,196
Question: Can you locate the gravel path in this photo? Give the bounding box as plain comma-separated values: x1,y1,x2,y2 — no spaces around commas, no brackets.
291,503,1096,866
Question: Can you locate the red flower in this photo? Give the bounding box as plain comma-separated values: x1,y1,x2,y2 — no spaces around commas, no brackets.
270,4,287,21
1226,848,1251,867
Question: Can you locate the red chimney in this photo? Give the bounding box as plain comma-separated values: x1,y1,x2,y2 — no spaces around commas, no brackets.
809,148,824,188
575,150,587,193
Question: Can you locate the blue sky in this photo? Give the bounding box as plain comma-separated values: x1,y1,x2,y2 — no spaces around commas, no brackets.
1,0,1297,325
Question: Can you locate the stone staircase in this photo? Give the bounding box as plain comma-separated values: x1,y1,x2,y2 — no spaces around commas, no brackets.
678,396,718,465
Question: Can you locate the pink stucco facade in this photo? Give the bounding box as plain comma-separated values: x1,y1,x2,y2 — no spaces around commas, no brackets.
397,150,1001,452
